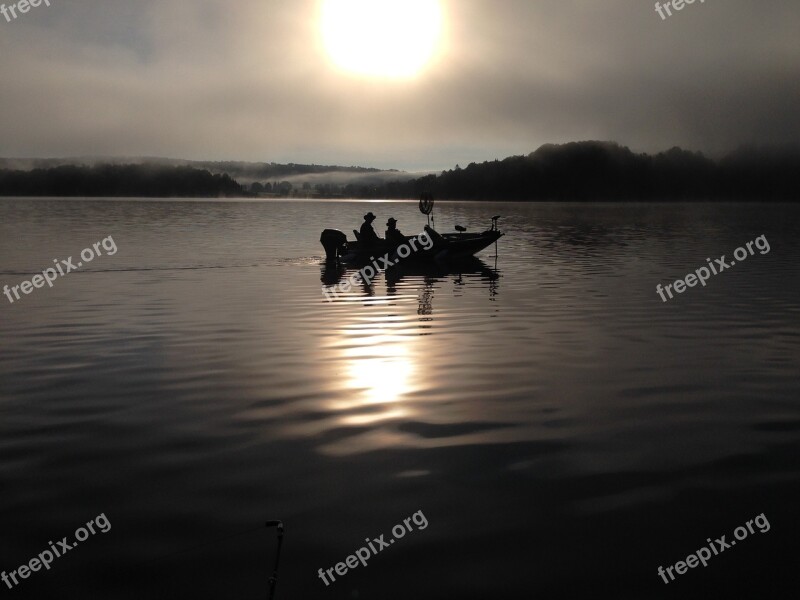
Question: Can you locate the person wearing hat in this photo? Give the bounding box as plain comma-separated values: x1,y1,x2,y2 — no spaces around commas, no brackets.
385,217,405,249
359,212,381,245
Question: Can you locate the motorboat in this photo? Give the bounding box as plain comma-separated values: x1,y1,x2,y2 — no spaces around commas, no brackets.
320,195,503,263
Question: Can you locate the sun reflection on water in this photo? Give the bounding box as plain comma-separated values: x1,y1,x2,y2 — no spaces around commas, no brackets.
335,328,419,425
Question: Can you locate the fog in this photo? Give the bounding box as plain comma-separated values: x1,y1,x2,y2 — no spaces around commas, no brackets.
0,0,798,170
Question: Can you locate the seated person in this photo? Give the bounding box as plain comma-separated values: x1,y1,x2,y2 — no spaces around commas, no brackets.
385,217,406,248
359,212,381,245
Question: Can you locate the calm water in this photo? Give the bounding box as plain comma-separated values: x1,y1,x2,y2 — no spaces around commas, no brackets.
1,199,798,599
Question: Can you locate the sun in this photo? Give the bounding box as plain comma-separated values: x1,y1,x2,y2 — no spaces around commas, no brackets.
320,0,443,78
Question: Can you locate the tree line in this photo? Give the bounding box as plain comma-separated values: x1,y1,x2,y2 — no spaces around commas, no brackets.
1,142,797,200
0,164,243,197
359,142,800,201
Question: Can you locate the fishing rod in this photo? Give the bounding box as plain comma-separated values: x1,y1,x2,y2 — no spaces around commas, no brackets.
265,520,284,600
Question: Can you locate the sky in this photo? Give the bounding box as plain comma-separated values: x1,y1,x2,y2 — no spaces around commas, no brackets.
0,0,798,171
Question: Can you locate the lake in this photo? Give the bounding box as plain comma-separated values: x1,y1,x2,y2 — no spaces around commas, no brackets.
0,198,798,599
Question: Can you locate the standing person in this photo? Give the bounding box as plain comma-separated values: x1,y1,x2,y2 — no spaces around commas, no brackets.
359,212,381,245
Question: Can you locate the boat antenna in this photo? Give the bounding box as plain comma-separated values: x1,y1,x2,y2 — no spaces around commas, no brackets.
265,520,284,600
419,192,434,229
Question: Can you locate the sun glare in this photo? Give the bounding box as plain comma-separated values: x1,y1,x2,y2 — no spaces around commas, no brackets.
320,0,443,78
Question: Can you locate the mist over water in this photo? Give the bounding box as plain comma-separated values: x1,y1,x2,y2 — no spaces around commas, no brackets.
0,199,798,599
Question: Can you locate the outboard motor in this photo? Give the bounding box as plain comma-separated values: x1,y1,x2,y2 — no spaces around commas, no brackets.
320,229,348,262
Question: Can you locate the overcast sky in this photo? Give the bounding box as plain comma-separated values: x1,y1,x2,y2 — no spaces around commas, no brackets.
0,0,798,170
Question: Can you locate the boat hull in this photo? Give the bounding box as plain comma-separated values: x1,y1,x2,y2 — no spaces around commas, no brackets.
330,230,503,264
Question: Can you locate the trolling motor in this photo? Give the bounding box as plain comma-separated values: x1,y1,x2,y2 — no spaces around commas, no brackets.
265,520,284,600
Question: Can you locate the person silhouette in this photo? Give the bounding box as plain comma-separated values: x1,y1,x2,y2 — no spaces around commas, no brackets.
385,217,405,248
359,212,381,245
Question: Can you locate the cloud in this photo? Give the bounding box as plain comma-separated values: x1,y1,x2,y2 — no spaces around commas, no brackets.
0,0,798,169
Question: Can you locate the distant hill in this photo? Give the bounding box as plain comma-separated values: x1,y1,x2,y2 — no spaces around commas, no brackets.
0,156,414,190
367,142,800,201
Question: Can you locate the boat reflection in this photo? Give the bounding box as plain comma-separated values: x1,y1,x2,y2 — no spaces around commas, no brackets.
320,256,501,314
385,257,500,316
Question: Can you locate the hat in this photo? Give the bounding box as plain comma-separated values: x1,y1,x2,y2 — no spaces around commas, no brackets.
364,212,377,221
387,218,397,226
